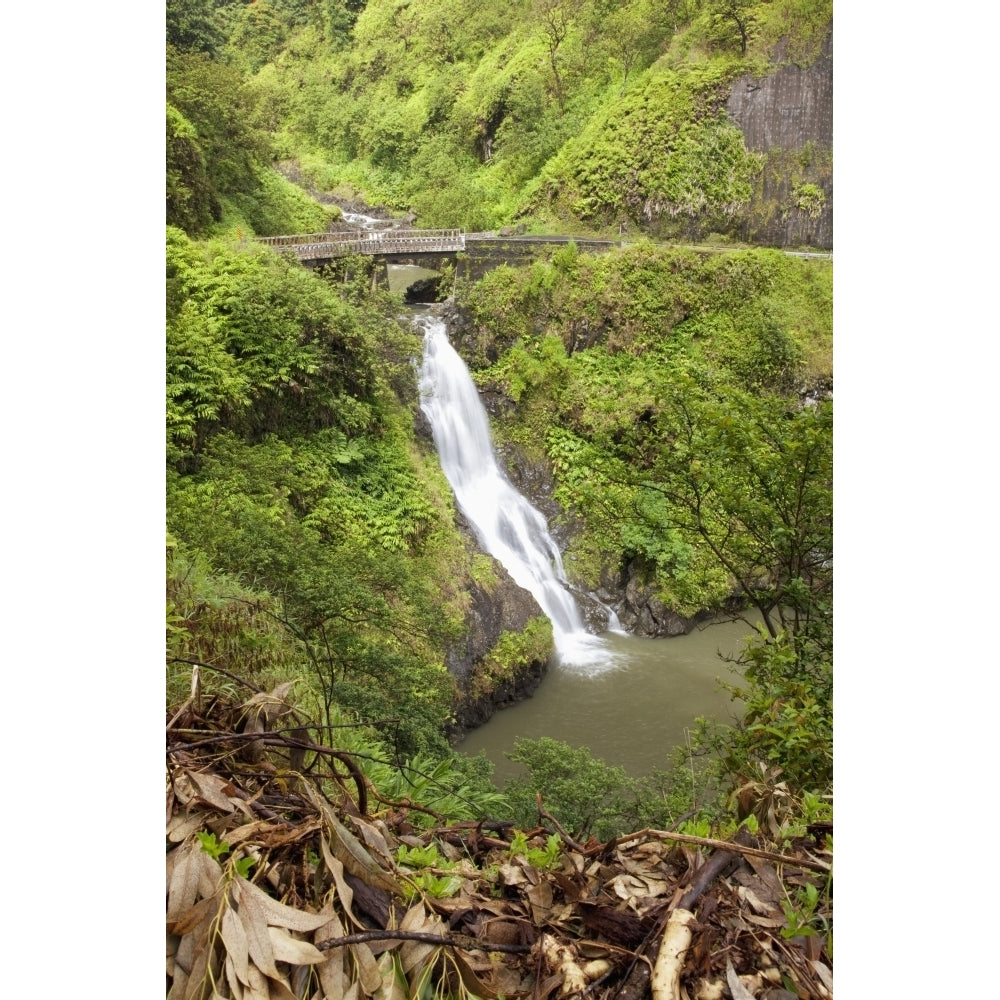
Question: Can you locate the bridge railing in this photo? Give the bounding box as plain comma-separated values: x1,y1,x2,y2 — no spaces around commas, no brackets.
255,231,374,248
254,229,464,259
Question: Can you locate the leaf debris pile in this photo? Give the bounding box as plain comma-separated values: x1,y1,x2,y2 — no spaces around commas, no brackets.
167,685,832,999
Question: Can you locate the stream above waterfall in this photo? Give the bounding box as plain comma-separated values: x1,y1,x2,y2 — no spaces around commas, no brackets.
416,309,753,779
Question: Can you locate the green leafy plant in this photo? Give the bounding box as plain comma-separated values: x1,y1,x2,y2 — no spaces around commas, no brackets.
395,843,463,900
793,182,826,218
509,830,563,870
780,879,829,940
196,831,255,877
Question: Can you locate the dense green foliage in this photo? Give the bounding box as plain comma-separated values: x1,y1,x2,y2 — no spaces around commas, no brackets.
533,63,766,235
163,0,832,242
166,228,487,757
459,243,832,801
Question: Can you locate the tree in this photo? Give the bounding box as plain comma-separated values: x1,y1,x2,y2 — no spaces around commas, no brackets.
226,0,289,73
649,379,831,646
587,0,669,94
167,104,220,233
552,371,832,791
533,0,584,112
166,0,224,55
166,47,274,232
708,0,754,55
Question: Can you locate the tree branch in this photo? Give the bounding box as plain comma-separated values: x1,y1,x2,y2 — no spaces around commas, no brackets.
608,828,829,873
316,928,532,954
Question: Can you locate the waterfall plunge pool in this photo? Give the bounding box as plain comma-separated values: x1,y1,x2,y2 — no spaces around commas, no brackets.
415,309,752,780
455,621,751,782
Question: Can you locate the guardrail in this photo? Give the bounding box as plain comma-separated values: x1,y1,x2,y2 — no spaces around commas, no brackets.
255,229,465,260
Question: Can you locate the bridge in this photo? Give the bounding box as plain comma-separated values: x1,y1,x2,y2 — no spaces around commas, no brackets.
254,229,465,261
253,226,829,298
254,227,832,266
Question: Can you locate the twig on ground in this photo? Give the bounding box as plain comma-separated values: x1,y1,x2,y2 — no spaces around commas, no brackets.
315,928,532,954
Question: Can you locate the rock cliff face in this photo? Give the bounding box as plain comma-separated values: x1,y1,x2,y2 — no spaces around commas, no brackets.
726,32,833,248
444,523,552,736
497,443,705,638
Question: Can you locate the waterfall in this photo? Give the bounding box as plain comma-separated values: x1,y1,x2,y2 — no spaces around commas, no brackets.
417,313,617,672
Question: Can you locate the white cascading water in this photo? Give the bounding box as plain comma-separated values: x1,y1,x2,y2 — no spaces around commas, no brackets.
417,313,618,672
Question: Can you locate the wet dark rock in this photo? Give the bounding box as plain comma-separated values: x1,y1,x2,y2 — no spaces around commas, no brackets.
496,443,564,532
446,527,552,738
618,564,704,636
573,590,615,632
404,276,444,303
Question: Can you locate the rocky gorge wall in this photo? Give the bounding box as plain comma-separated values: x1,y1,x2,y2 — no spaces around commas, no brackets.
726,31,833,248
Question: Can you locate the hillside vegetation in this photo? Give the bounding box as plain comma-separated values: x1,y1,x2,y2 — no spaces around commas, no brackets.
168,0,832,243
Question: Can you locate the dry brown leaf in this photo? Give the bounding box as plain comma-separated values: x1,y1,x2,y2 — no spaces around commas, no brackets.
224,821,277,846
267,925,327,965
265,976,299,1000
536,971,566,1000
190,770,239,813
225,953,246,1000
234,876,332,932
476,917,527,947
526,880,554,924
352,817,395,864
291,965,313,1000
241,682,296,729
245,963,273,1000
319,835,365,931
725,960,758,1000
222,905,251,986
259,818,323,849
497,863,527,886
350,940,383,996
450,948,500,1000
197,850,225,899
745,857,785,898
302,783,402,898
811,959,833,993
167,933,180,977
233,880,280,979
168,843,204,922
171,891,223,937
398,902,444,977
617,854,654,876
493,964,527,998
168,928,195,1000
737,886,781,918
183,930,217,1000
172,772,199,807
328,815,404,897
315,904,346,1000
